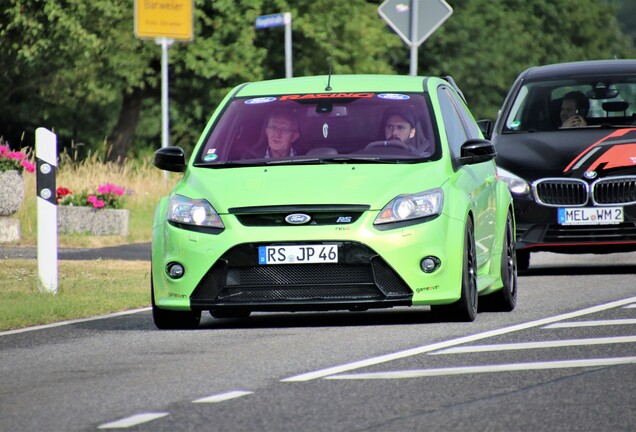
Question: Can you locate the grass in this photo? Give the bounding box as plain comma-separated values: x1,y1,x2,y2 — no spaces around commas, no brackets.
0,259,151,331
1,154,180,331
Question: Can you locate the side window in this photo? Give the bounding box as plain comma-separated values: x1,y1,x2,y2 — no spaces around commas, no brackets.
448,90,481,139
437,86,469,158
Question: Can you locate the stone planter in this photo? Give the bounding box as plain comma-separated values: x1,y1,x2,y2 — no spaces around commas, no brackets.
0,170,25,216
58,206,129,236
0,170,25,242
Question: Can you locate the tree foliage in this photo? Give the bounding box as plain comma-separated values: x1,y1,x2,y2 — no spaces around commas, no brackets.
1,0,634,158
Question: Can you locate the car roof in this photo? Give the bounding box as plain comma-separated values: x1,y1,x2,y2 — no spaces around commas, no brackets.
518,59,636,81
234,74,436,97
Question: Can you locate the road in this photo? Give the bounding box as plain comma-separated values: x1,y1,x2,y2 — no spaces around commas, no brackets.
1,251,635,432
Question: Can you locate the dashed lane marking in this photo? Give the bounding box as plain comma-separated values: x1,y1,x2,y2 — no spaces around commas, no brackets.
193,390,254,403
97,412,168,429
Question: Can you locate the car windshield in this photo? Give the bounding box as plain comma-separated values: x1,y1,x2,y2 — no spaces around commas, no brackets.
195,92,438,166
502,74,636,133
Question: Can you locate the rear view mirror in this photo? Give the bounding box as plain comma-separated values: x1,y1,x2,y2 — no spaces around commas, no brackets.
458,139,497,165
587,83,619,100
154,146,186,172
477,119,493,139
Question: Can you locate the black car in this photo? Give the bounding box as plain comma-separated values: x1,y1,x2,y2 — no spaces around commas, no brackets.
484,59,636,270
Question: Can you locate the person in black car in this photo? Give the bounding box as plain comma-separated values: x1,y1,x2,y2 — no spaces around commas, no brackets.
559,91,589,128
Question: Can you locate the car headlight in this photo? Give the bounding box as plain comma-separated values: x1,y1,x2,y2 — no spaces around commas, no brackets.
374,188,443,225
167,194,224,229
497,166,530,195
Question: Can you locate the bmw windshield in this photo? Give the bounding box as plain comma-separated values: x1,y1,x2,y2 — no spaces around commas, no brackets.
503,74,636,133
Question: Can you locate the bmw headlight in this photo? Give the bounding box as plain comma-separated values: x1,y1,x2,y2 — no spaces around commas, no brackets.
167,194,224,229
497,167,530,195
375,188,443,225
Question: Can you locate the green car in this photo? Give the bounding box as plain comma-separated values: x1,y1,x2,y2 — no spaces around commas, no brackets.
151,74,517,329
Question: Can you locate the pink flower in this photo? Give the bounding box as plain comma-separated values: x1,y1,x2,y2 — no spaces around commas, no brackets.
97,183,125,196
21,160,35,173
87,195,105,208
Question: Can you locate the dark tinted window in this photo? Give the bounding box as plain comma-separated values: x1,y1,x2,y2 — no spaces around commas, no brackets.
195,93,439,166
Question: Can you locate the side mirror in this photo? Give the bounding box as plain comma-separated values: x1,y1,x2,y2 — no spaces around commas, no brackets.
458,139,497,166
476,119,493,139
153,146,186,172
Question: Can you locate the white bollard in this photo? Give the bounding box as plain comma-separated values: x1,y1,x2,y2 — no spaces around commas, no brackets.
35,128,58,294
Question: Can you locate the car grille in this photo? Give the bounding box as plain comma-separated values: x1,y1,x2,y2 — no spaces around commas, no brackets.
533,176,636,207
228,204,369,227
592,177,636,205
190,242,412,306
543,222,636,243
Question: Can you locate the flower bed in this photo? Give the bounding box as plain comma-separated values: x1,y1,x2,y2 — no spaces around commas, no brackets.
56,183,129,236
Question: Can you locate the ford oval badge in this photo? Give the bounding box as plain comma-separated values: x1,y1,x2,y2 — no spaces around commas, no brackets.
285,213,311,225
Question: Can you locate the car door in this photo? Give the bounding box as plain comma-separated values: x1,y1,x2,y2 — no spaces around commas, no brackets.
437,86,497,270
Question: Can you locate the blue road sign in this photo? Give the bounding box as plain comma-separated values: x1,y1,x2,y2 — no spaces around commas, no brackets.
255,13,287,29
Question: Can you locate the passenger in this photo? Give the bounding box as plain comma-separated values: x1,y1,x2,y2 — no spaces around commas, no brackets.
560,91,589,128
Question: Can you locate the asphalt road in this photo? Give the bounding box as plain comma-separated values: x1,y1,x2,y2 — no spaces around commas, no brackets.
1,251,635,432
0,242,151,261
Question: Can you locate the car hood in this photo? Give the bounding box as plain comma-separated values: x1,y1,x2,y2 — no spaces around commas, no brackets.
494,127,636,182
176,162,448,213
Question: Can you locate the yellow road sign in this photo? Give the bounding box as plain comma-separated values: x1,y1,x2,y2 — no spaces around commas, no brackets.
135,0,193,41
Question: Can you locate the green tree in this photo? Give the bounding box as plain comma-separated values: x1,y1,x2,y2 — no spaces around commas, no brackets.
1,0,634,159
416,0,636,120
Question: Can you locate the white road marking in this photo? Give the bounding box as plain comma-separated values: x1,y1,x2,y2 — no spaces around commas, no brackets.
544,319,636,329
281,296,636,382
0,307,151,336
325,357,636,380
624,304,636,309
429,335,636,354
97,412,168,429
193,390,254,403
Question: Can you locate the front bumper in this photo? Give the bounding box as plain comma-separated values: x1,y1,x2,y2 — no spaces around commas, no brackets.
152,210,466,312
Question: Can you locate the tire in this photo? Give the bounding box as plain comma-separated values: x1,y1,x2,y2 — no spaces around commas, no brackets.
517,249,530,273
431,218,478,322
480,211,517,312
151,277,201,330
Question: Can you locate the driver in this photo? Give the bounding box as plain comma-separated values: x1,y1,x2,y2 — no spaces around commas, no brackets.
384,111,416,142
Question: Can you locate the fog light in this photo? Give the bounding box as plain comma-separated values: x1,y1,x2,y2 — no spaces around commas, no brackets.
420,256,440,273
166,262,185,279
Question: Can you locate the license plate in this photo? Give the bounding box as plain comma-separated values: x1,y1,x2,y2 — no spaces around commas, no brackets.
258,244,338,265
558,207,624,225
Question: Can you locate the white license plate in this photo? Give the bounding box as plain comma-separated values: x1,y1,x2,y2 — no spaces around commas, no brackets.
258,244,338,265
558,207,624,225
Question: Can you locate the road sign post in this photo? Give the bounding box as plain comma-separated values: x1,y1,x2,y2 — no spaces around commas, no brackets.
255,13,293,79
378,0,453,75
135,0,193,155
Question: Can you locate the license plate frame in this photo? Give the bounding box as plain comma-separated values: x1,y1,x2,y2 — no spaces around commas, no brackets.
258,244,338,265
557,206,624,225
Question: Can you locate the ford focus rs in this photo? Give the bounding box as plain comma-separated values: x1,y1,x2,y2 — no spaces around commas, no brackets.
151,74,516,329
486,60,636,271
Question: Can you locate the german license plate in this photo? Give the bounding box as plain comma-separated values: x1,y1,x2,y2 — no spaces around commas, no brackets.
258,244,338,265
558,207,623,225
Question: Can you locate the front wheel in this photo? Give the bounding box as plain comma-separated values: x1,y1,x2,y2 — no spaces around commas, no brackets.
431,217,478,322
480,211,517,312
151,278,201,330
